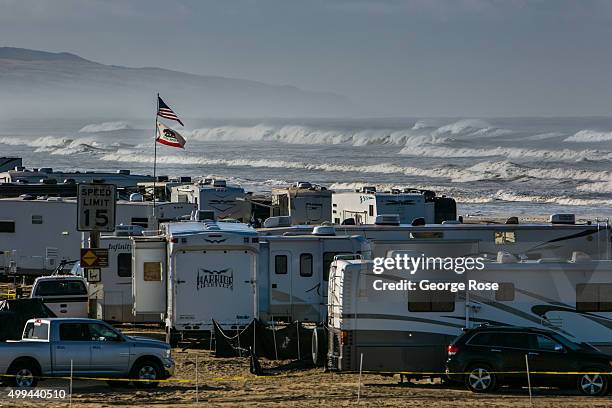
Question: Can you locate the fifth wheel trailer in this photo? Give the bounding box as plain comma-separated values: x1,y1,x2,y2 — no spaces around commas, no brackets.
326,258,612,374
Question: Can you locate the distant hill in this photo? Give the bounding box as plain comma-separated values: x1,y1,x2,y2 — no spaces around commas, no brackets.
0,47,355,118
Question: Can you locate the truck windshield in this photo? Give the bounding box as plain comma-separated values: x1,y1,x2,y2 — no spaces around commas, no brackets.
23,322,49,340
34,280,87,296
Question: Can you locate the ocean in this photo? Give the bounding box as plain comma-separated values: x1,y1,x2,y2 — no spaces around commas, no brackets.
1,117,612,220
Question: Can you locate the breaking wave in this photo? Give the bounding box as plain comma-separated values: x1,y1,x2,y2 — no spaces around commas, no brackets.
565,130,612,143
79,121,132,133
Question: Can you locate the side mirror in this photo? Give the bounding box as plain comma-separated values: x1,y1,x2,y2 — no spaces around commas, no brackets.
554,344,564,352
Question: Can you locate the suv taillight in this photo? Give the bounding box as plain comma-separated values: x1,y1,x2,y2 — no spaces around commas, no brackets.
447,344,459,356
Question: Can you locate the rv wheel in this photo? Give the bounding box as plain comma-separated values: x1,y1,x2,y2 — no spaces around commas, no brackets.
311,327,327,367
577,369,609,396
465,364,497,393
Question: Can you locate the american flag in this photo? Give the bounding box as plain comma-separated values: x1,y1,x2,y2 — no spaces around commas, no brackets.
157,95,184,126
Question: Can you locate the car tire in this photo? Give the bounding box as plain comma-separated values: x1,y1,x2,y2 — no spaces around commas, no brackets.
131,359,162,388
10,362,39,388
465,364,497,393
577,369,609,396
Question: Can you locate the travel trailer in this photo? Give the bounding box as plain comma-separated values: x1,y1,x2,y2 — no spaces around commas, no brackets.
0,166,154,187
258,226,370,323
0,196,195,276
271,182,332,225
259,217,612,261
132,221,259,345
331,187,456,225
326,258,612,373
170,179,251,222
86,233,165,324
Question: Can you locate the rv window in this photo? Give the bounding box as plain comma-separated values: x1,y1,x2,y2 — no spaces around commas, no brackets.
408,289,455,312
31,215,43,224
143,262,162,281
368,205,374,217
59,323,90,341
576,283,612,312
299,253,313,277
117,253,132,277
495,282,515,301
23,322,49,340
495,231,516,244
34,280,87,296
131,217,148,228
0,221,15,233
275,255,288,275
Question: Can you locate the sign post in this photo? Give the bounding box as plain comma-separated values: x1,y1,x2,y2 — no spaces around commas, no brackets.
77,183,116,315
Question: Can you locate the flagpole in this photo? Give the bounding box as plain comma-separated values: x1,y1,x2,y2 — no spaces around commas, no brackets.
153,93,159,220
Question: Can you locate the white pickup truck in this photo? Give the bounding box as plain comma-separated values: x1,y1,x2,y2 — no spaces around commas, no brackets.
0,318,174,388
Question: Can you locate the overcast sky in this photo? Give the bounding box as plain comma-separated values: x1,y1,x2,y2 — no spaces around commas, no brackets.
2,0,612,117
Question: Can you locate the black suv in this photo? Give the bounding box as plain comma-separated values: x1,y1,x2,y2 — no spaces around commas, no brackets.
446,326,611,396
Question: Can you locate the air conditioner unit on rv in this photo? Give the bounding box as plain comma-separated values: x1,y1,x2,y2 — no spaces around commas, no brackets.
375,214,400,226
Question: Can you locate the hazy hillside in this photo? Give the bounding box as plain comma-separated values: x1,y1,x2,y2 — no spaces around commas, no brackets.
0,47,355,119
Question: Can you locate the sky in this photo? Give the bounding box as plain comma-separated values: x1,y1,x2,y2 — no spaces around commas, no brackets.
1,0,612,117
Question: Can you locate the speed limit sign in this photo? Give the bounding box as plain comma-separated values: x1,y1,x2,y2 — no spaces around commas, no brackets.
77,183,117,232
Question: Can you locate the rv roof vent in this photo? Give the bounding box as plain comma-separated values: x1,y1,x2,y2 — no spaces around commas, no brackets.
391,188,401,194
40,167,53,173
179,176,192,183
441,220,462,224
41,178,57,184
375,214,400,226
312,225,336,236
14,166,25,171
156,175,169,182
296,181,312,189
505,216,519,224
411,217,426,226
117,169,131,175
201,178,213,185
497,251,518,263
361,186,376,194
63,178,76,184
129,193,144,202
263,216,292,228
213,179,227,188
570,251,591,263
549,214,575,225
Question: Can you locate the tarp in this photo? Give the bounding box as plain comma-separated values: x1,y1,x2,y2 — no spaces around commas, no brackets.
0,298,56,341
213,319,313,360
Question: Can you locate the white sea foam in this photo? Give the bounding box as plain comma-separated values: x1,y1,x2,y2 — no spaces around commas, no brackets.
565,130,612,143
79,121,132,133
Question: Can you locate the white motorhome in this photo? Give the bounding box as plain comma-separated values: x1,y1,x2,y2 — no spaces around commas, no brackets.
131,221,259,345
258,225,370,323
0,166,153,187
170,179,251,222
271,182,332,225
0,196,195,276
331,187,456,225
326,258,612,373
259,218,612,261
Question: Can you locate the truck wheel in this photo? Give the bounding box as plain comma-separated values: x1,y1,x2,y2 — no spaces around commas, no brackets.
10,362,39,388
131,360,161,388
577,369,608,396
311,327,327,367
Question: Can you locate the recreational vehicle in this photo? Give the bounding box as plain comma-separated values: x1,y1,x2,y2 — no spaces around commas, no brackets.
131,221,259,345
331,187,456,225
326,258,612,373
259,217,612,261
271,182,332,225
0,196,195,276
170,179,251,222
0,166,153,187
258,226,370,323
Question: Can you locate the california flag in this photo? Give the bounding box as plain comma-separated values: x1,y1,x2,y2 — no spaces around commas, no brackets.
156,122,186,148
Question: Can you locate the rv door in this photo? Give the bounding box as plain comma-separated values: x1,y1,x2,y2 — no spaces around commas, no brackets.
132,238,167,315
